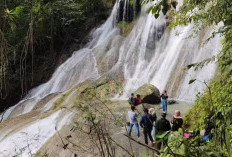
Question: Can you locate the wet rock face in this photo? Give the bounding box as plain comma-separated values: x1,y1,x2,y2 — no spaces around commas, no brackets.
134,84,161,104
117,0,141,23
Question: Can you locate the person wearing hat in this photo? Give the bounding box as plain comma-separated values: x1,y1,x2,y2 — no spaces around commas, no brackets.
171,110,183,131
140,108,154,145
155,113,171,149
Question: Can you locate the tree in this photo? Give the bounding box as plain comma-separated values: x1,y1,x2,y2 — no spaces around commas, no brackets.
0,0,110,111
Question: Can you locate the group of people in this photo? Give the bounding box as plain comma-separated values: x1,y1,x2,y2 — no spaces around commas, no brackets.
127,90,214,149
128,92,183,147
129,93,141,106
129,90,169,113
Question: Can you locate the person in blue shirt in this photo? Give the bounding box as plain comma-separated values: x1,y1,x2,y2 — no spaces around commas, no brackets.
140,108,154,145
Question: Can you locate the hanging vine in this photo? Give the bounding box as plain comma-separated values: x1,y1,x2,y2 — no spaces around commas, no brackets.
19,0,34,97
0,30,9,99
0,0,14,100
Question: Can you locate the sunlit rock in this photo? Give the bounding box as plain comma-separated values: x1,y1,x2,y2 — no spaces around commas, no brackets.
135,84,161,104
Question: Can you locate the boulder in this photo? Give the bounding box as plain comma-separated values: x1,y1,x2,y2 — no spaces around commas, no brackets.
134,84,161,104
168,99,177,105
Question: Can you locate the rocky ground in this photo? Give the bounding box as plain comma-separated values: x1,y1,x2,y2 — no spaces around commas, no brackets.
106,99,193,157
33,81,193,157
159,100,193,121
35,98,193,157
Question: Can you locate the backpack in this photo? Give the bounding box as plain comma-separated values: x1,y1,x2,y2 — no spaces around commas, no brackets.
161,94,168,99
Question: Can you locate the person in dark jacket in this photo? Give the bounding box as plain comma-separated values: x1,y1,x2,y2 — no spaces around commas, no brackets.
155,113,171,149
171,110,183,131
129,93,136,106
140,108,154,145
156,113,171,132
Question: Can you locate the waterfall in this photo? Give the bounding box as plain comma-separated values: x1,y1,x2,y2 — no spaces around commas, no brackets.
1,0,221,119
122,0,129,22
0,0,222,156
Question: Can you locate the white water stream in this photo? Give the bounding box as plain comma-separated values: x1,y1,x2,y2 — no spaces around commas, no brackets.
0,0,222,156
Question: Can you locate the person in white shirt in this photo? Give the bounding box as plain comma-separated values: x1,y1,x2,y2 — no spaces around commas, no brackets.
148,108,157,141
128,106,140,137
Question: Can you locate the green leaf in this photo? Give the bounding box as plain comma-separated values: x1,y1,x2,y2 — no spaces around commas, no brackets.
162,4,169,15
155,13,159,19
147,7,153,14
189,79,196,84
156,131,170,139
152,6,158,14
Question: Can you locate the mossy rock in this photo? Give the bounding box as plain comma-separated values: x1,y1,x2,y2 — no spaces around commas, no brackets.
94,79,123,98
135,84,161,104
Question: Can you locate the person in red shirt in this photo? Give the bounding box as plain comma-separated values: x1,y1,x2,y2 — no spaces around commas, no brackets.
136,94,141,105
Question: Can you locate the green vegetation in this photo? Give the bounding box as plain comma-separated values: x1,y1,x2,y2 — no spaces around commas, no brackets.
160,130,218,157
129,0,134,6
159,75,232,156
53,89,74,110
73,79,123,103
52,79,123,110
118,19,137,36
183,75,232,155
0,0,113,110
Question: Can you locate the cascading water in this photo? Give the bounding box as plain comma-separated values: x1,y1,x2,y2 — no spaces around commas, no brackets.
0,0,222,156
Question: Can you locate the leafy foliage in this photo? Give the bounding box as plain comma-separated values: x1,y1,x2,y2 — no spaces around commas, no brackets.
118,19,138,36
145,0,177,18
184,74,232,156
219,29,232,74
160,130,219,157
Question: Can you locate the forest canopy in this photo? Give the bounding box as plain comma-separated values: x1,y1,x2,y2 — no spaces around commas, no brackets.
0,0,114,110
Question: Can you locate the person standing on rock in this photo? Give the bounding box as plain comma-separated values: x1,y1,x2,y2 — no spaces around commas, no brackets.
140,108,154,145
128,106,140,137
171,110,183,131
160,90,168,113
129,93,136,106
